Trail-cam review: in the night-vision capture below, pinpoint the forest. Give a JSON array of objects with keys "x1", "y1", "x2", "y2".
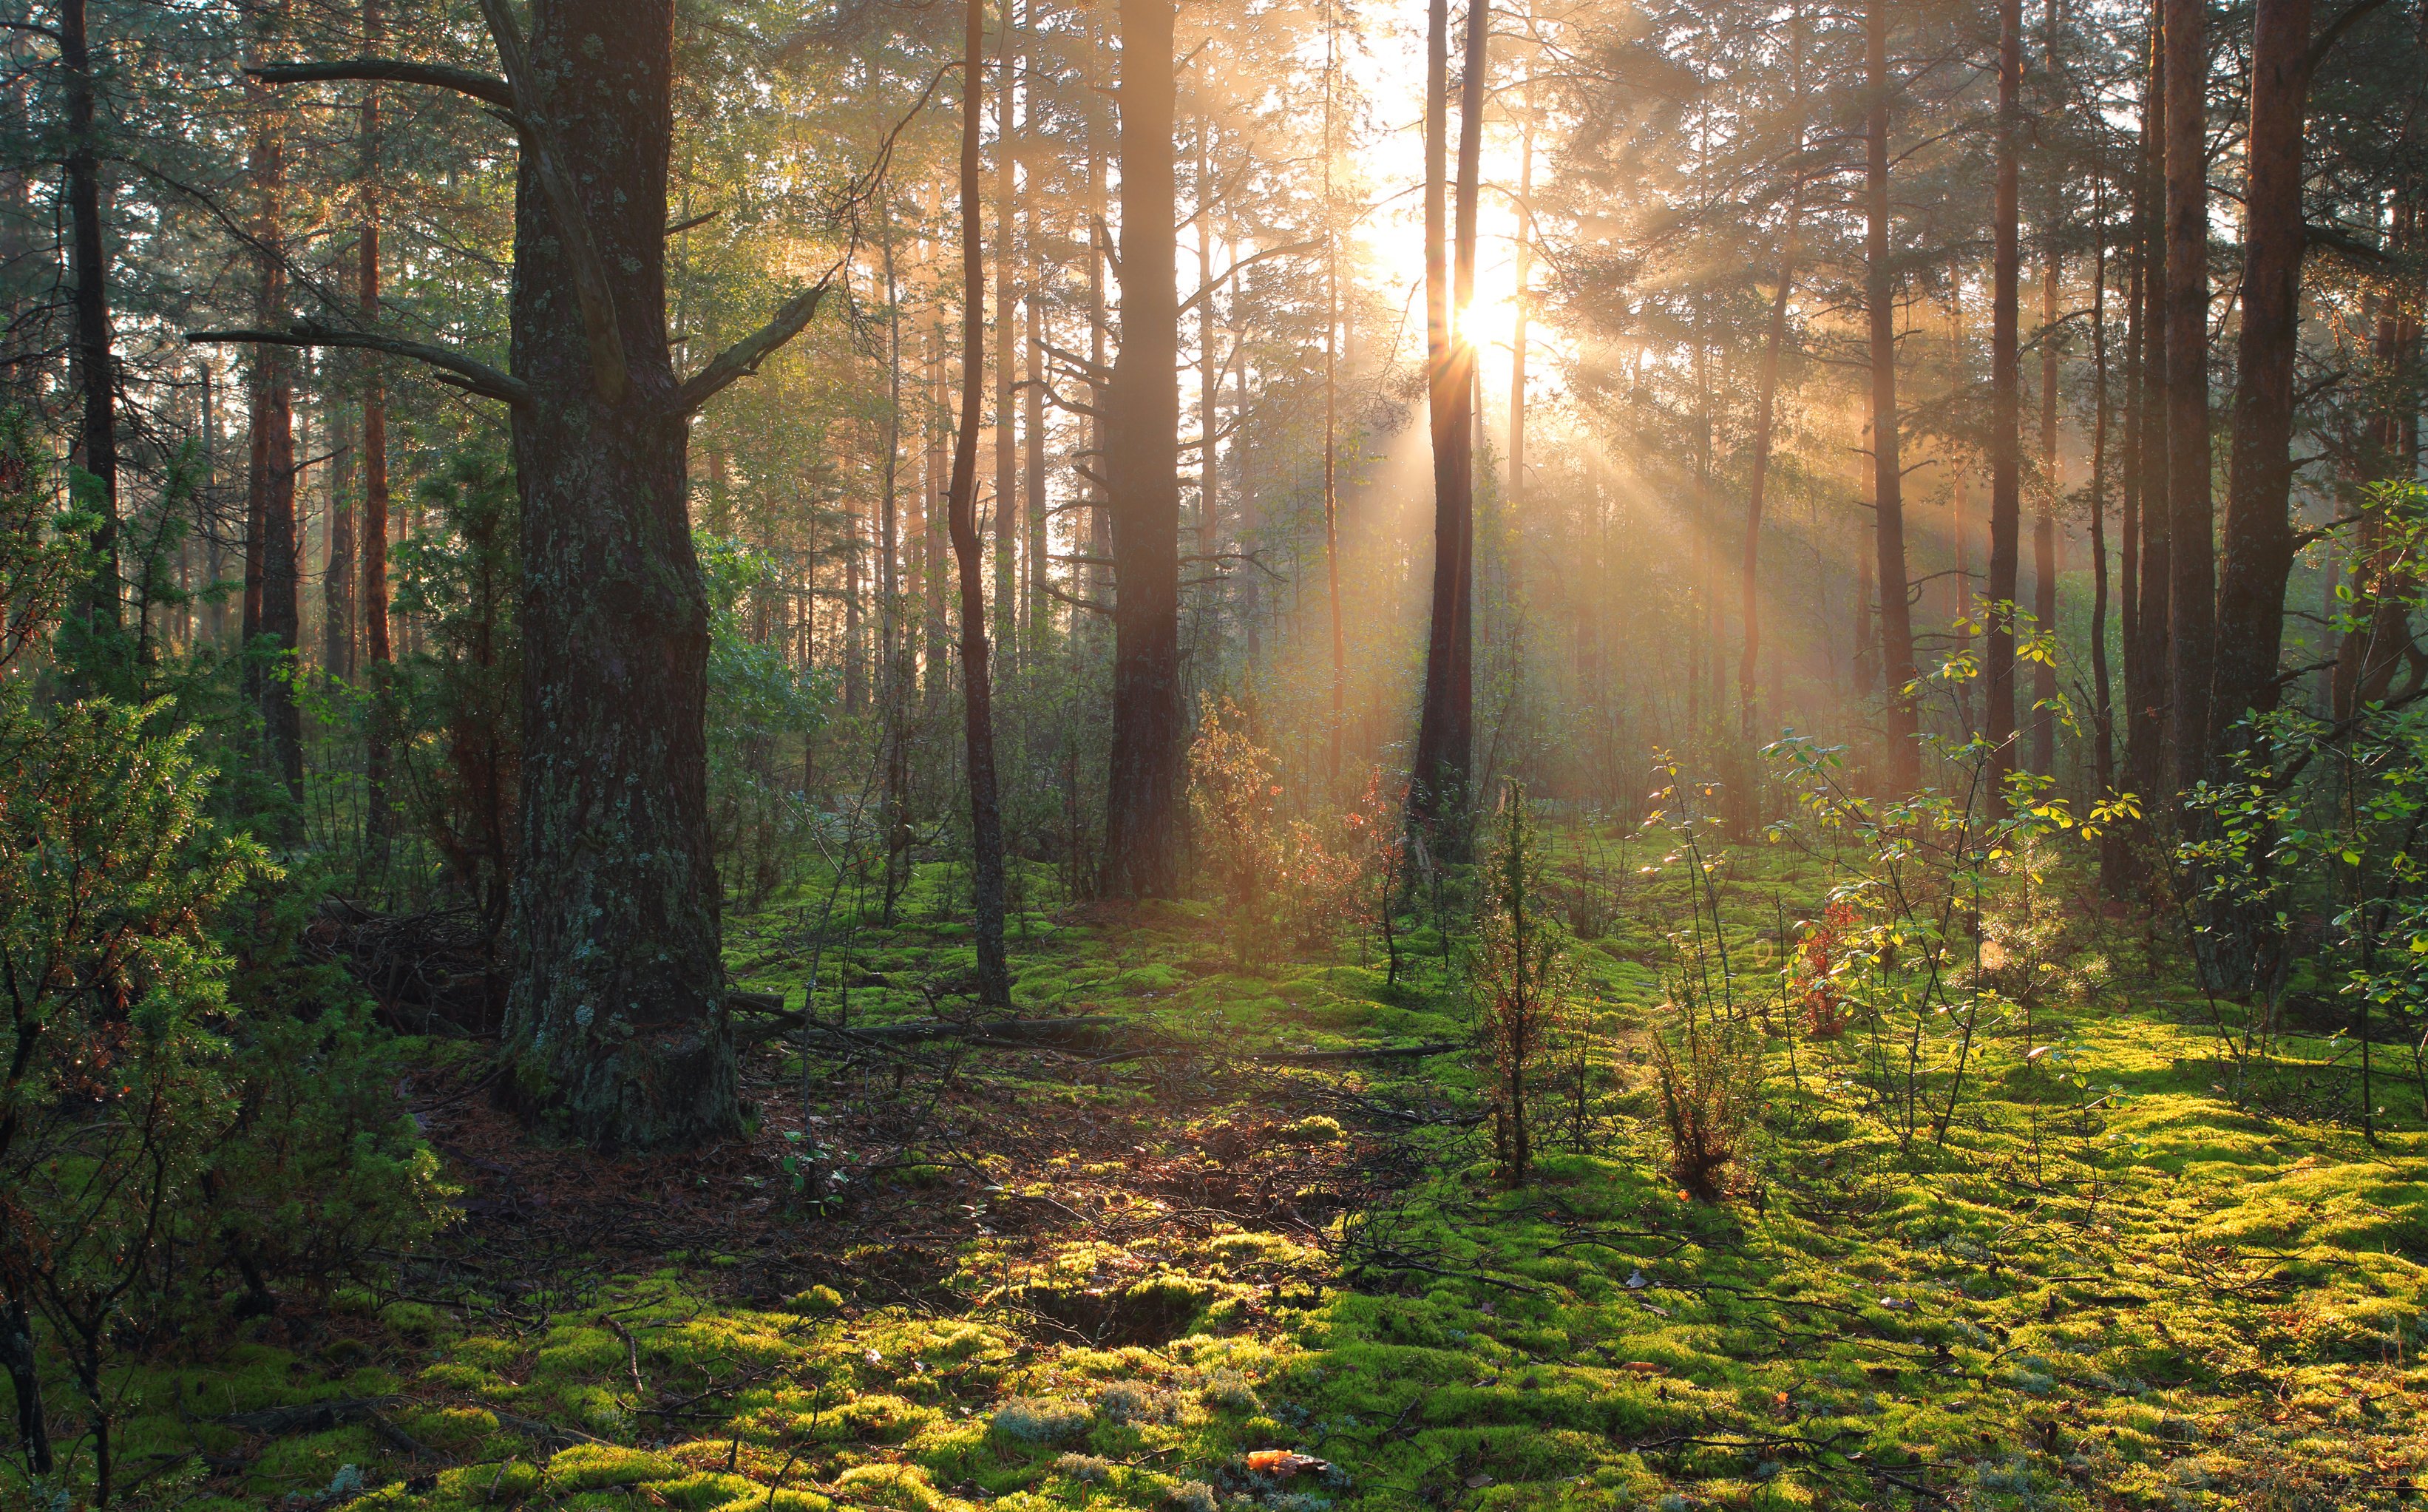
[{"x1": 1, "y1": 0, "x2": 2425, "y2": 1505}]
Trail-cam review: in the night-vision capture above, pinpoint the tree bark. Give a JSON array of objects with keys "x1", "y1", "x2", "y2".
[
  {"x1": 360, "y1": 0, "x2": 393, "y2": 861},
  {"x1": 994, "y1": 0, "x2": 1018, "y2": 675},
  {"x1": 1411, "y1": 0, "x2": 1483, "y2": 846},
  {"x1": 949, "y1": 0, "x2": 1012, "y2": 1003},
  {"x1": 1865, "y1": 0, "x2": 1920, "y2": 790},
  {"x1": 1196, "y1": 120, "x2": 1221, "y2": 649},
  {"x1": 2126, "y1": 13, "x2": 2171, "y2": 818},
  {"x1": 1102, "y1": 0, "x2": 1184, "y2": 897},
  {"x1": 2031, "y1": 0, "x2": 2067, "y2": 780},
  {"x1": 499, "y1": 0, "x2": 736, "y2": 1150},
  {"x1": 2163, "y1": 0, "x2": 2214, "y2": 791},
  {"x1": 244, "y1": 22, "x2": 303, "y2": 804},
  {"x1": 325, "y1": 378, "x2": 356, "y2": 682},
  {"x1": 1986, "y1": 0, "x2": 2024, "y2": 806},
  {"x1": 60, "y1": 0, "x2": 116, "y2": 625},
  {"x1": 2210, "y1": 0, "x2": 2316, "y2": 743},
  {"x1": 1739, "y1": 240, "x2": 1796, "y2": 749}
]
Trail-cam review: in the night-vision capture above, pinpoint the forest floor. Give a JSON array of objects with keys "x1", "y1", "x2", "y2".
[{"x1": 84, "y1": 842, "x2": 2428, "y2": 1512}]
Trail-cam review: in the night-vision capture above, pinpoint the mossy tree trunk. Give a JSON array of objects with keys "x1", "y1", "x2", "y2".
[{"x1": 500, "y1": 0, "x2": 736, "y2": 1149}]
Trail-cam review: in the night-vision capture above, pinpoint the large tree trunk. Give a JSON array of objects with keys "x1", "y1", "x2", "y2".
[
  {"x1": 1865, "y1": 0, "x2": 1920, "y2": 790},
  {"x1": 2210, "y1": 0, "x2": 2316, "y2": 742},
  {"x1": 949, "y1": 0, "x2": 1012, "y2": 1004},
  {"x1": 2163, "y1": 0, "x2": 2214, "y2": 792},
  {"x1": 1101, "y1": 0, "x2": 1184, "y2": 897},
  {"x1": 1985, "y1": 0, "x2": 2023, "y2": 806},
  {"x1": 499, "y1": 0, "x2": 735, "y2": 1150},
  {"x1": 61, "y1": 0, "x2": 116, "y2": 624},
  {"x1": 1411, "y1": 0, "x2": 1482, "y2": 847}
]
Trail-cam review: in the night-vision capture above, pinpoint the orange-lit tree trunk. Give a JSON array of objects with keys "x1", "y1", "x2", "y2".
[
  {"x1": 1985, "y1": 0, "x2": 2023, "y2": 806},
  {"x1": 950, "y1": 0, "x2": 1012, "y2": 1002},
  {"x1": 1411, "y1": 0, "x2": 1483, "y2": 849},
  {"x1": 2163, "y1": 0, "x2": 2213, "y2": 791},
  {"x1": 1864, "y1": 0, "x2": 1919, "y2": 789},
  {"x1": 1102, "y1": 0, "x2": 1184, "y2": 896}
]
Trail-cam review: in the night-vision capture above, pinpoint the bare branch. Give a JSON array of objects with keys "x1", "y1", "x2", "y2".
[
  {"x1": 247, "y1": 58, "x2": 514, "y2": 112},
  {"x1": 675, "y1": 280, "x2": 836, "y2": 414},
  {"x1": 1178, "y1": 240, "x2": 1320, "y2": 319},
  {"x1": 186, "y1": 324, "x2": 529, "y2": 407},
  {"x1": 675, "y1": 66, "x2": 947, "y2": 415}
]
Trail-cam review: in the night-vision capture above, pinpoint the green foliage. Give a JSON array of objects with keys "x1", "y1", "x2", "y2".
[
  {"x1": 0, "y1": 414, "x2": 448, "y2": 1506},
  {"x1": 699, "y1": 534, "x2": 832, "y2": 906},
  {"x1": 393, "y1": 447, "x2": 522, "y2": 919}
]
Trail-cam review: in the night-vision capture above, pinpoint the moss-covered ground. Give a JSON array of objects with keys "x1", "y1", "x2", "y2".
[{"x1": 38, "y1": 841, "x2": 2428, "y2": 1511}]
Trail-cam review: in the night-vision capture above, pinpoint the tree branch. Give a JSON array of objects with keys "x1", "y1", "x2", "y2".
[
  {"x1": 246, "y1": 58, "x2": 514, "y2": 112},
  {"x1": 675, "y1": 279, "x2": 837, "y2": 414},
  {"x1": 476, "y1": 0, "x2": 628, "y2": 406},
  {"x1": 186, "y1": 325, "x2": 529, "y2": 407},
  {"x1": 1177, "y1": 240, "x2": 1319, "y2": 319},
  {"x1": 2301, "y1": 0, "x2": 2393, "y2": 83}
]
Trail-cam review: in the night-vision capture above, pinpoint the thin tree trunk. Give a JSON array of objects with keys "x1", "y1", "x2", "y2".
[
  {"x1": 1025, "y1": 216, "x2": 1047, "y2": 654},
  {"x1": 2033, "y1": 18, "x2": 2062, "y2": 782},
  {"x1": 2126, "y1": 12, "x2": 2171, "y2": 818},
  {"x1": 360, "y1": 0, "x2": 393, "y2": 863},
  {"x1": 2091, "y1": 192, "x2": 2118, "y2": 818},
  {"x1": 61, "y1": 0, "x2": 116, "y2": 625},
  {"x1": 244, "y1": 21, "x2": 303, "y2": 804},
  {"x1": 1865, "y1": 0, "x2": 1920, "y2": 789},
  {"x1": 1197, "y1": 120, "x2": 1220, "y2": 648},
  {"x1": 1321, "y1": 3, "x2": 1345, "y2": 782},
  {"x1": 994, "y1": 0, "x2": 1017, "y2": 675},
  {"x1": 950, "y1": 0, "x2": 1011, "y2": 1002},
  {"x1": 325, "y1": 342, "x2": 356, "y2": 682},
  {"x1": 1740, "y1": 180, "x2": 1800, "y2": 748},
  {"x1": 1986, "y1": 0, "x2": 2023, "y2": 806},
  {"x1": 2163, "y1": 0, "x2": 2214, "y2": 791},
  {"x1": 1102, "y1": 0, "x2": 1184, "y2": 896},
  {"x1": 2211, "y1": 0, "x2": 2318, "y2": 742},
  {"x1": 1411, "y1": 0, "x2": 1483, "y2": 846},
  {"x1": 881, "y1": 207, "x2": 912, "y2": 917}
]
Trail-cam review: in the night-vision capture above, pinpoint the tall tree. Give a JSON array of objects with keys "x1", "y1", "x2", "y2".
[
  {"x1": 2124, "y1": 14, "x2": 2171, "y2": 818},
  {"x1": 59, "y1": 0, "x2": 115, "y2": 622},
  {"x1": 1985, "y1": 0, "x2": 2024, "y2": 804},
  {"x1": 215, "y1": 0, "x2": 862, "y2": 1145},
  {"x1": 1102, "y1": 0, "x2": 1185, "y2": 896},
  {"x1": 994, "y1": 0, "x2": 1018, "y2": 672},
  {"x1": 951, "y1": 0, "x2": 1014, "y2": 1004},
  {"x1": 2032, "y1": 0, "x2": 2065, "y2": 779},
  {"x1": 2162, "y1": 0, "x2": 2213, "y2": 790},
  {"x1": 242, "y1": 18, "x2": 302, "y2": 804},
  {"x1": 359, "y1": 0, "x2": 393, "y2": 861},
  {"x1": 1739, "y1": 13, "x2": 1804, "y2": 750},
  {"x1": 1411, "y1": 0, "x2": 1484, "y2": 847},
  {"x1": 1865, "y1": 0, "x2": 1920, "y2": 790},
  {"x1": 2212, "y1": 0, "x2": 2388, "y2": 739}
]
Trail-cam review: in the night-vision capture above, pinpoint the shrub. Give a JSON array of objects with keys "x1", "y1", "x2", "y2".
[
  {"x1": 1472, "y1": 782, "x2": 1572, "y2": 1184},
  {"x1": 1648, "y1": 999, "x2": 1760, "y2": 1201}
]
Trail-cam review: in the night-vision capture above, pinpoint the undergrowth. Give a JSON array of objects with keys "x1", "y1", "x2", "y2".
[{"x1": 11, "y1": 834, "x2": 2424, "y2": 1512}]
